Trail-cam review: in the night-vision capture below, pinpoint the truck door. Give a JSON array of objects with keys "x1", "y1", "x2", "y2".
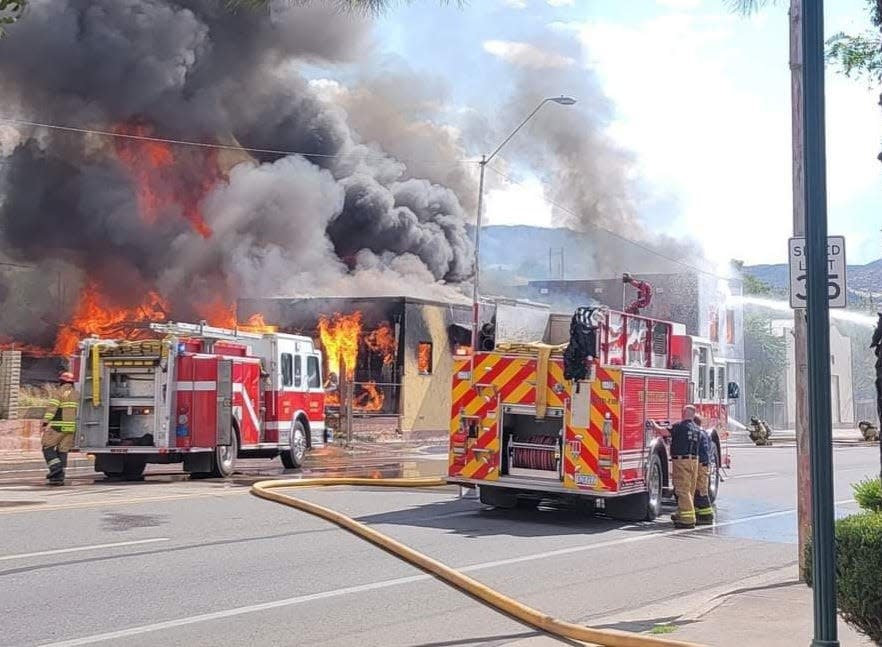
[{"x1": 305, "y1": 354, "x2": 324, "y2": 438}]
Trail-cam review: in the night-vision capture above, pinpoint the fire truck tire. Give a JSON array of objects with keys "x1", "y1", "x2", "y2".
[
  {"x1": 121, "y1": 457, "x2": 146, "y2": 481},
  {"x1": 281, "y1": 420, "x2": 307, "y2": 470},
  {"x1": 708, "y1": 441, "x2": 720, "y2": 504},
  {"x1": 478, "y1": 486, "x2": 518, "y2": 509},
  {"x1": 210, "y1": 427, "x2": 238, "y2": 478},
  {"x1": 606, "y1": 453, "x2": 663, "y2": 522}
]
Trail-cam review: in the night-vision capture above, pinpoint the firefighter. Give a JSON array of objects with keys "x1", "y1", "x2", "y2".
[
  {"x1": 41, "y1": 371, "x2": 79, "y2": 486},
  {"x1": 668, "y1": 404, "x2": 700, "y2": 528},
  {"x1": 692, "y1": 414, "x2": 715, "y2": 525}
]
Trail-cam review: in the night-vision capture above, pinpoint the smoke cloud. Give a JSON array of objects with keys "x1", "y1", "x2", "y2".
[{"x1": 0, "y1": 0, "x2": 475, "y2": 347}]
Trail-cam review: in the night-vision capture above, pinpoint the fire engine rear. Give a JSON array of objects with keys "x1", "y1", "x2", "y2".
[
  {"x1": 448, "y1": 306, "x2": 733, "y2": 521},
  {"x1": 74, "y1": 322, "x2": 326, "y2": 479}
]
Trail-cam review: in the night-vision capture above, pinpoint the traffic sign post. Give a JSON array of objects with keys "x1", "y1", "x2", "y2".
[
  {"x1": 802, "y1": 1, "x2": 839, "y2": 645},
  {"x1": 788, "y1": 236, "x2": 846, "y2": 309}
]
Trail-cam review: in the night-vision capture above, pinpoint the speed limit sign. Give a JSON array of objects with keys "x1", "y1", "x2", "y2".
[{"x1": 788, "y1": 236, "x2": 846, "y2": 309}]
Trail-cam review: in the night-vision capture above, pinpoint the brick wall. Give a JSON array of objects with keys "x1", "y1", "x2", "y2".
[{"x1": 0, "y1": 419, "x2": 43, "y2": 453}]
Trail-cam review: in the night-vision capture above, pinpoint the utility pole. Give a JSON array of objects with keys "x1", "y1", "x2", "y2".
[
  {"x1": 803, "y1": 0, "x2": 838, "y2": 645},
  {"x1": 789, "y1": 0, "x2": 812, "y2": 584}
]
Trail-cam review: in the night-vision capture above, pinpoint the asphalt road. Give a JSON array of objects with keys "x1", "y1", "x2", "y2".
[{"x1": 0, "y1": 444, "x2": 877, "y2": 647}]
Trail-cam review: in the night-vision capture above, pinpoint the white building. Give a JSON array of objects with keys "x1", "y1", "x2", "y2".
[{"x1": 773, "y1": 320, "x2": 854, "y2": 427}]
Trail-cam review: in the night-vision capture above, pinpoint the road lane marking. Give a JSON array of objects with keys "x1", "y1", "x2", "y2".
[
  {"x1": 727, "y1": 472, "x2": 779, "y2": 480},
  {"x1": 0, "y1": 538, "x2": 170, "y2": 562},
  {"x1": 37, "y1": 497, "x2": 858, "y2": 646},
  {"x1": 39, "y1": 574, "x2": 432, "y2": 647}
]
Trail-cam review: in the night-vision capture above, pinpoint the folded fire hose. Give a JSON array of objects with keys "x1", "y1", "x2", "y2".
[{"x1": 251, "y1": 477, "x2": 704, "y2": 647}]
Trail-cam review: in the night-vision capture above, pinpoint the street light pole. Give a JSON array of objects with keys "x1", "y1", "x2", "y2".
[
  {"x1": 802, "y1": 1, "x2": 838, "y2": 645},
  {"x1": 470, "y1": 96, "x2": 576, "y2": 365}
]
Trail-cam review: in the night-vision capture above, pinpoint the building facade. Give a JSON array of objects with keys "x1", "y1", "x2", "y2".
[{"x1": 774, "y1": 320, "x2": 855, "y2": 427}]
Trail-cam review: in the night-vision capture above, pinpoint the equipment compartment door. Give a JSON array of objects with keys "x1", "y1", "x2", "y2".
[{"x1": 217, "y1": 359, "x2": 233, "y2": 446}]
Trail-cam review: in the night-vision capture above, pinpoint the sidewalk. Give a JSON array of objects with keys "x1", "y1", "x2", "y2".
[{"x1": 671, "y1": 577, "x2": 874, "y2": 646}]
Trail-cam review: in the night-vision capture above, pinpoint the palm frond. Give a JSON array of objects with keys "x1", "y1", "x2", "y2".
[{"x1": 724, "y1": 0, "x2": 778, "y2": 16}]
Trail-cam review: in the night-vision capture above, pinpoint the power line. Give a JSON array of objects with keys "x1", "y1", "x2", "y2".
[
  {"x1": 0, "y1": 116, "x2": 480, "y2": 166},
  {"x1": 484, "y1": 164, "x2": 736, "y2": 283}
]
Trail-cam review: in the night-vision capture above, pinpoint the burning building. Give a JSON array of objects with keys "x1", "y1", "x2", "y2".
[{"x1": 238, "y1": 296, "x2": 470, "y2": 440}]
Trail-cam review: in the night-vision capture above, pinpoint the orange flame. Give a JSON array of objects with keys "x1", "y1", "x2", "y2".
[
  {"x1": 53, "y1": 282, "x2": 169, "y2": 356},
  {"x1": 113, "y1": 122, "x2": 216, "y2": 238},
  {"x1": 242, "y1": 313, "x2": 277, "y2": 334},
  {"x1": 365, "y1": 322, "x2": 396, "y2": 367},
  {"x1": 355, "y1": 381, "x2": 384, "y2": 412},
  {"x1": 318, "y1": 312, "x2": 363, "y2": 380},
  {"x1": 417, "y1": 342, "x2": 432, "y2": 374}
]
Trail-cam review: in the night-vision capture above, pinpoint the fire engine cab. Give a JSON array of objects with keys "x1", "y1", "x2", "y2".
[
  {"x1": 74, "y1": 322, "x2": 326, "y2": 480},
  {"x1": 448, "y1": 305, "x2": 733, "y2": 521}
]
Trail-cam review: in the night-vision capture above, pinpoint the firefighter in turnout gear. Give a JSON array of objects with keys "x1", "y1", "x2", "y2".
[
  {"x1": 693, "y1": 415, "x2": 715, "y2": 525},
  {"x1": 668, "y1": 405, "x2": 700, "y2": 528},
  {"x1": 41, "y1": 371, "x2": 79, "y2": 486}
]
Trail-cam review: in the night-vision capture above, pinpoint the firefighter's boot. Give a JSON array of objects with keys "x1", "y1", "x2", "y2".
[
  {"x1": 671, "y1": 512, "x2": 695, "y2": 529},
  {"x1": 44, "y1": 447, "x2": 65, "y2": 486}
]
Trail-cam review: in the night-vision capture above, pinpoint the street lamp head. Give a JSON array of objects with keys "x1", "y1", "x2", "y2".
[{"x1": 549, "y1": 95, "x2": 577, "y2": 106}]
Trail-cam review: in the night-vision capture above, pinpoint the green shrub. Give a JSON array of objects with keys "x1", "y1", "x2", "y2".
[
  {"x1": 854, "y1": 478, "x2": 882, "y2": 513},
  {"x1": 837, "y1": 513, "x2": 882, "y2": 644},
  {"x1": 803, "y1": 512, "x2": 882, "y2": 645}
]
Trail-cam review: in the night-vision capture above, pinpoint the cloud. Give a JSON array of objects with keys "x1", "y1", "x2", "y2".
[
  {"x1": 656, "y1": 0, "x2": 702, "y2": 9},
  {"x1": 547, "y1": 0, "x2": 575, "y2": 6},
  {"x1": 502, "y1": 0, "x2": 528, "y2": 8},
  {"x1": 483, "y1": 40, "x2": 575, "y2": 69}
]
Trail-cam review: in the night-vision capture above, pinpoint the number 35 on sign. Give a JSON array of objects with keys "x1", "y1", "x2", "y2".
[{"x1": 788, "y1": 236, "x2": 846, "y2": 309}]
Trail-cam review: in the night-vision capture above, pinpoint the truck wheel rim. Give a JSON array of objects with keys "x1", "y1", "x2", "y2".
[
  {"x1": 709, "y1": 449, "x2": 719, "y2": 499},
  {"x1": 218, "y1": 443, "x2": 234, "y2": 471},
  {"x1": 649, "y1": 460, "x2": 661, "y2": 511},
  {"x1": 293, "y1": 427, "x2": 306, "y2": 460}
]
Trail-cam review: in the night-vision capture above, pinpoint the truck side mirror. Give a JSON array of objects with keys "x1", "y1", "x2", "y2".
[{"x1": 727, "y1": 382, "x2": 740, "y2": 400}]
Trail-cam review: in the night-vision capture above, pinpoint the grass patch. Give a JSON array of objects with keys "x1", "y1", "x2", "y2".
[{"x1": 649, "y1": 624, "x2": 677, "y2": 635}]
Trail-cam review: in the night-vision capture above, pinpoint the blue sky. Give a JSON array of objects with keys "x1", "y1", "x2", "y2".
[{"x1": 365, "y1": 0, "x2": 881, "y2": 266}]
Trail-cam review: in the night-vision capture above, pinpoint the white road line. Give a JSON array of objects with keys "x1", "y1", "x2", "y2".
[
  {"x1": 727, "y1": 472, "x2": 779, "y2": 480},
  {"x1": 0, "y1": 538, "x2": 170, "y2": 562},
  {"x1": 39, "y1": 574, "x2": 430, "y2": 647},
  {"x1": 37, "y1": 498, "x2": 858, "y2": 646}
]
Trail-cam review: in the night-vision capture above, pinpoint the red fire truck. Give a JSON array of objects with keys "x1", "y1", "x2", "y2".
[
  {"x1": 74, "y1": 322, "x2": 326, "y2": 479},
  {"x1": 448, "y1": 306, "x2": 733, "y2": 521}
]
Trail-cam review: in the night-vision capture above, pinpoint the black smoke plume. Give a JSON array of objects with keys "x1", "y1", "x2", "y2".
[{"x1": 0, "y1": 0, "x2": 475, "y2": 347}]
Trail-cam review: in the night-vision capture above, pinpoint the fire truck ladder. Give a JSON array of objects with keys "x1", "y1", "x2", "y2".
[{"x1": 149, "y1": 321, "x2": 265, "y2": 342}]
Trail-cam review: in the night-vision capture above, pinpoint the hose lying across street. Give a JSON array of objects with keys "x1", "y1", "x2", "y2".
[{"x1": 250, "y1": 477, "x2": 705, "y2": 647}]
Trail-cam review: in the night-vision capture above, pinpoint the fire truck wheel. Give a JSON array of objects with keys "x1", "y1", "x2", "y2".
[
  {"x1": 281, "y1": 420, "x2": 307, "y2": 470},
  {"x1": 121, "y1": 457, "x2": 146, "y2": 481},
  {"x1": 708, "y1": 441, "x2": 720, "y2": 504},
  {"x1": 606, "y1": 453, "x2": 663, "y2": 522},
  {"x1": 478, "y1": 486, "x2": 518, "y2": 509},
  {"x1": 210, "y1": 428, "x2": 238, "y2": 478}
]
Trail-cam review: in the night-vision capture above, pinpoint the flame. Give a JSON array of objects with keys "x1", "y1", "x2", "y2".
[
  {"x1": 355, "y1": 381, "x2": 384, "y2": 412},
  {"x1": 242, "y1": 313, "x2": 277, "y2": 333},
  {"x1": 113, "y1": 122, "x2": 216, "y2": 238},
  {"x1": 418, "y1": 342, "x2": 432, "y2": 374},
  {"x1": 318, "y1": 312, "x2": 363, "y2": 379},
  {"x1": 365, "y1": 322, "x2": 396, "y2": 366},
  {"x1": 191, "y1": 300, "x2": 277, "y2": 333},
  {"x1": 53, "y1": 282, "x2": 169, "y2": 356}
]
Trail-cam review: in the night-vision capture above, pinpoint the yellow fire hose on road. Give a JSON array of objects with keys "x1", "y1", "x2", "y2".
[{"x1": 251, "y1": 477, "x2": 704, "y2": 647}]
